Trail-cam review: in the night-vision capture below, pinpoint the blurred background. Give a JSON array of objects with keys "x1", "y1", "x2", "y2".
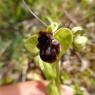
[{"x1": 0, "y1": 0, "x2": 95, "y2": 95}]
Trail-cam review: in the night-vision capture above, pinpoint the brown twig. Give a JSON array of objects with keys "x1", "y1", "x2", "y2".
[
  {"x1": 64, "y1": 9, "x2": 78, "y2": 26},
  {"x1": 62, "y1": 0, "x2": 79, "y2": 26}
]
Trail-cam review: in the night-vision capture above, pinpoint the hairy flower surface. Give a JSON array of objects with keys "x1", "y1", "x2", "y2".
[
  {"x1": 24, "y1": 28, "x2": 73, "y2": 64},
  {"x1": 37, "y1": 31, "x2": 60, "y2": 62}
]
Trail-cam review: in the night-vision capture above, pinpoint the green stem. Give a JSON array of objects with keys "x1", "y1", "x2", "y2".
[
  {"x1": 55, "y1": 60, "x2": 61, "y2": 95},
  {"x1": 47, "y1": 60, "x2": 61, "y2": 95}
]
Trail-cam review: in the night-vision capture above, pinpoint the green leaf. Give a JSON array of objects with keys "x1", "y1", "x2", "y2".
[
  {"x1": 24, "y1": 35, "x2": 39, "y2": 55},
  {"x1": 54, "y1": 28, "x2": 73, "y2": 56},
  {"x1": 48, "y1": 81, "x2": 60, "y2": 95},
  {"x1": 34, "y1": 55, "x2": 56, "y2": 80}
]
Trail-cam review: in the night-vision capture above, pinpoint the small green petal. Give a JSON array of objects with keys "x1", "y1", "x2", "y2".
[
  {"x1": 24, "y1": 35, "x2": 39, "y2": 55},
  {"x1": 47, "y1": 22, "x2": 59, "y2": 33},
  {"x1": 54, "y1": 28, "x2": 73, "y2": 56}
]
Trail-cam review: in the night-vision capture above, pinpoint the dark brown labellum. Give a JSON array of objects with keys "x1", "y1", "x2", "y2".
[{"x1": 37, "y1": 31, "x2": 60, "y2": 63}]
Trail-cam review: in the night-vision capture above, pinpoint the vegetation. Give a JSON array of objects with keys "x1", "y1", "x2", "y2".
[{"x1": 0, "y1": 0, "x2": 95, "y2": 95}]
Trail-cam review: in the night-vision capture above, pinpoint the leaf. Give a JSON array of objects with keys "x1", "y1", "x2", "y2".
[
  {"x1": 54, "y1": 28, "x2": 73, "y2": 56},
  {"x1": 24, "y1": 35, "x2": 39, "y2": 55},
  {"x1": 48, "y1": 81, "x2": 60, "y2": 95},
  {"x1": 34, "y1": 55, "x2": 56, "y2": 80}
]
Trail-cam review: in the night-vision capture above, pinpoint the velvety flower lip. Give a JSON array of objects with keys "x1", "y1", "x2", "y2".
[
  {"x1": 24, "y1": 28, "x2": 73, "y2": 63},
  {"x1": 37, "y1": 31, "x2": 60, "y2": 63},
  {"x1": 37, "y1": 31, "x2": 53, "y2": 49}
]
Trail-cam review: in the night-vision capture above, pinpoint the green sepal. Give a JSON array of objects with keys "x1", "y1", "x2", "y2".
[
  {"x1": 24, "y1": 35, "x2": 39, "y2": 56},
  {"x1": 54, "y1": 28, "x2": 73, "y2": 57}
]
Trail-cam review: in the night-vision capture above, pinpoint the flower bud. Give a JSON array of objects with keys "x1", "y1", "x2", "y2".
[
  {"x1": 73, "y1": 35, "x2": 88, "y2": 51},
  {"x1": 72, "y1": 26, "x2": 84, "y2": 35}
]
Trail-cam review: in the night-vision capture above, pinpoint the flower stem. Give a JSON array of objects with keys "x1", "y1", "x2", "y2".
[
  {"x1": 55, "y1": 60, "x2": 61, "y2": 95},
  {"x1": 47, "y1": 60, "x2": 61, "y2": 95}
]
